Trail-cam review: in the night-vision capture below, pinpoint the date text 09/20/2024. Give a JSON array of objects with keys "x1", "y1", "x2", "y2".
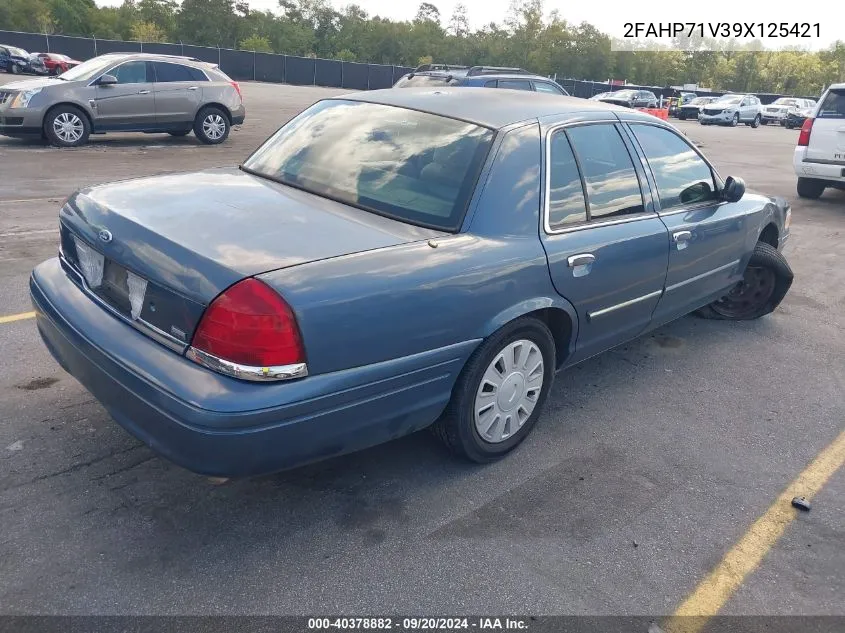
[
  {"x1": 623, "y1": 22, "x2": 821, "y2": 39},
  {"x1": 307, "y1": 618, "x2": 530, "y2": 630}
]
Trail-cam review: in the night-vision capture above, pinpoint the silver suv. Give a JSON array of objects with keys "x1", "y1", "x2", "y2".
[{"x1": 0, "y1": 53, "x2": 245, "y2": 146}]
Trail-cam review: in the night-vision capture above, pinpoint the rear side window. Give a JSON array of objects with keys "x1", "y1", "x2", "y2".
[
  {"x1": 534, "y1": 81, "x2": 566, "y2": 95},
  {"x1": 817, "y1": 89, "x2": 845, "y2": 119},
  {"x1": 153, "y1": 62, "x2": 206, "y2": 82},
  {"x1": 547, "y1": 131, "x2": 588, "y2": 229},
  {"x1": 497, "y1": 80, "x2": 532, "y2": 91},
  {"x1": 565, "y1": 124, "x2": 645, "y2": 220},
  {"x1": 630, "y1": 124, "x2": 717, "y2": 210}
]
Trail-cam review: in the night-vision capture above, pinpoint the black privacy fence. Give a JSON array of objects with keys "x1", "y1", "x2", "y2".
[
  {"x1": 0, "y1": 30, "x2": 413, "y2": 91},
  {"x1": 1, "y1": 30, "x2": 810, "y2": 103}
]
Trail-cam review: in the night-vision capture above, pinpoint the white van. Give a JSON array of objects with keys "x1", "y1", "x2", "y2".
[{"x1": 793, "y1": 83, "x2": 845, "y2": 199}]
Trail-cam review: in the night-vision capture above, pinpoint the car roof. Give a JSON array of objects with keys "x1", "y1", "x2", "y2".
[
  {"x1": 94, "y1": 52, "x2": 213, "y2": 66},
  {"x1": 339, "y1": 87, "x2": 628, "y2": 130}
]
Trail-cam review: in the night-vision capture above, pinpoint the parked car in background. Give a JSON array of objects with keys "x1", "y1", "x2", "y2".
[
  {"x1": 668, "y1": 92, "x2": 697, "y2": 117},
  {"x1": 0, "y1": 52, "x2": 245, "y2": 147},
  {"x1": 25, "y1": 54, "x2": 48, "y2": 76},
  {"x1": 0, "y1": 45, "x2": 31, "y2": 74},
  {"x1": 784, "y1": 105, "x2": 813, "y2": 129},
  {"x1": 678, "y1": 96, "x2": 718, "y2": 120},
  {"x1": 37, "y1": 53, "x2": 82, "y2": 76},
  {"x1": 761, "y1": 97, "x2": 817, "y2": 125},
  {"x1": 30, "y1": 89, "x2": 793, "y2": 477},
  {"x1": 699, "y1": 94, "x2": 762, "y2": 127},
  {"x1": 599, "y1": 89, "x2": 658, "y2": 108},
  {"x1": 793, "y1": 83, "x2": 845, "y2": 199},
  {"x1": 394, "y1": 65, "x2": 570, "y2": 95}
]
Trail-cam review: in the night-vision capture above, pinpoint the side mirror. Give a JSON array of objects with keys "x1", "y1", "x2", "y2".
[
  {"x1": 97, "y1": 74, "x2": 117, "y2": 86},
  {"x1": 722, "y1": 176, "x2": 746, "y2": 203}
]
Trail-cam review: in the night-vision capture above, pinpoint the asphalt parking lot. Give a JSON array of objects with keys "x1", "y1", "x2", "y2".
[{"x1": 1, "y1": 78, "x2": 843, "y2": 618}]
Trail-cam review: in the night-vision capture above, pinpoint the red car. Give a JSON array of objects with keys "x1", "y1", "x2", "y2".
[{"x1": 36, "y1": 53, "x2": 81, "y2": 75}]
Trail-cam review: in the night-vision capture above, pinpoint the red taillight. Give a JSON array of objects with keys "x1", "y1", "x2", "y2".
[
  {"x1": 191, "y1": 278, "x2": 304, "y2": 368},
  {"x1": 231, "y1": 81, "x2": 242, "y2": 102},
  {"x1": 798, "y1": 118, "x2": 814, "y2": 146}
]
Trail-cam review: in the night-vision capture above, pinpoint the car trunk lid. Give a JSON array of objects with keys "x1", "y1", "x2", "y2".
[{"x1": 60, "y1": 167, "x2": 443, "y2": 346}]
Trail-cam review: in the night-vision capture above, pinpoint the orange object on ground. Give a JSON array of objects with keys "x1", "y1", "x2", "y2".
[{"x1": 636, "y1": 107, "x2": 669, "y2": 120}]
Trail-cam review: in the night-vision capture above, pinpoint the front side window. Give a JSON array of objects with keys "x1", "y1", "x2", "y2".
[
  {"x1": 631, "y1": 124, "x2": 717, "y2": 210},
  {"x1": 497, "y1": 80, "x2": 532, "y2": 91},
  {"x1": 565, "y1": 124, "x2": 645, "y2": 220},
  {"x1": 242, "y1": 100, "x2": 495, "y2": 231},
  {"x1": 547, "y1": 131, "x2": 588, "y2": 229},
  {"x1": 112, "y1": 61, "x2": 149, "y2": 84}
]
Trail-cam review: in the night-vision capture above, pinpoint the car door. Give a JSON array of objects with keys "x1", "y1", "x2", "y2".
[
  {"x1": 806, "y1": 87, "x2": 845, "y2": 164},
  {"x1": 151, "y1": 61, "x2": 205, "y2": 126},
  {"x1": 740, "y1": 96, "x2": 756, "y2": 122},
  {"x1": 540, "y1": 121, "x2": 669, "y2": 363},
  {"x1": 625, "y1": 122, "x2": 748, "y2": 326},
  {"x1": 93, "y1": 60, "x2": 155, "y2": 129}
]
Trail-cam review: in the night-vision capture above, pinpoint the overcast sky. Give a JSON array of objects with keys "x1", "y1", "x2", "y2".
[{"x1": 94, "y1": 0, "x2": 841, "y2": 49}]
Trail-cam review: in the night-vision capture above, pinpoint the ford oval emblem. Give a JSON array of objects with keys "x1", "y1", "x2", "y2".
[{"x1": 98, "y1": 229, "x2": 113, "y2": 243}]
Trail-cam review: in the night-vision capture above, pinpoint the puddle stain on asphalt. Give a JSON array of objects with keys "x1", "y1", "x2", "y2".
[{"x1": 16, "y1": 377, "x2": 59, "y2": 391}]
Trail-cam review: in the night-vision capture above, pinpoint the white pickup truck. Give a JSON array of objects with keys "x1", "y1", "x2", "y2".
[{"x1": 794, "y1": 83, "x2": 845, "y2": 199}]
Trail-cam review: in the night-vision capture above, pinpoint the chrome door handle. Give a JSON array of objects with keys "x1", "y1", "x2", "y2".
[
  {"x1": 138, "y1": 90, "x2": 150, "y2": 94},
  {"x1": 187, "y1": 86, "x2": 199, "y2": 91},
  {"x1": 567, "y1": 253, "x2": 595, "y2": 267},
  {"x1": 673, "y1": 230, "x2": 692, "y2": 242}
]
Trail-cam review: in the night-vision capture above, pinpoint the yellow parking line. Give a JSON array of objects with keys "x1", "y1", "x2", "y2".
[
  {"x1": 0, "y1": 311, "x2": 36, "y2": 324},
  {"x1": 663, "y1": 427, "x2": 845, "y2": 633}
]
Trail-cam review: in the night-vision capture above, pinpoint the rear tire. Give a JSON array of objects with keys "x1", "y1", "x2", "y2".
[
  {"x1": 679, "y1": 113, "x2": 686, "y2": 120},
  {"x1": 193, "y1": 106, "x2": 230, "y2": 144},
  {"x1": 750, "y1": 114, "x2": 761, "y2": 128},
  {"x1": 168, "y1": 130, "x2": 191, "y2": 137},
  {"x1": 432, "y1": 317, "x2": 556, "y2": 463},
  {"x1": 43, "y1": 105, "x2": 90, "y2": 148},
  {"x1": 797, "y1": 177, "x2": 825, "y2": 199},
  {"x1": 696, "y1": 242, "x2": 793, "y2": 321}
]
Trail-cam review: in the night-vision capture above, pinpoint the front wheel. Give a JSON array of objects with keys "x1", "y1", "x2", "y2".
[
  {"x1": 730, "y1": 113, "x2": 739, "y2": 127},
  {"x1": 432, "y1": 317, "x2": 556, "y2": 463},
  {"x1": 43, "y1": 106, "x2": 90, "y2": 147},
  {"x1": 797, "y1": 177, "x2": 826, "y2": 199},
  {"x1": 168, "y1": 130, "x2": 191, "y2": 137},
  {"x1": 697, "y1": 242, "x2": 793, "y2": 321},
  {"x1": 193, "y1": 106, "x2": 230, "y2": 144},
  {"x1": 10, "y1": 63, "x2": 20, "y2": 75},
  {"x1": 678, "y1": 113, "x2": 686, "y2": 121},
  {"x1": 750, "y1": 114, "x2": 761, "y2": 128}
]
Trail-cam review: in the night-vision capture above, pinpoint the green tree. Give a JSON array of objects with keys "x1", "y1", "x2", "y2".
[
  {"x1": 131, "y1": 20, "x2": 166, "y2": 42},
  {"x1": 239, "y1": 34, "x2": 272, "y2": 51}
]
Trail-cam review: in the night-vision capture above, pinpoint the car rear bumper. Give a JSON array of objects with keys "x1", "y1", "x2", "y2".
[
  {"x1": 31, "y1": 257, "x2": 475, "y2": 477},
  {"x1": 793, "y1": 148, "x2": 845, "y2": 184}
]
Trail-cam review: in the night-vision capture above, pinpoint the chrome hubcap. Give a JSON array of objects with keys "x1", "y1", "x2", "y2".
[
  {"x1": 474, "y1": 339, "x2": 544, "y2": 444},
  {"x1": 53, "y1": 112, "x2": 83, "y2": 143},
  {"x1": 203, "y1": 114, "x2": 226, "y2": 140}
]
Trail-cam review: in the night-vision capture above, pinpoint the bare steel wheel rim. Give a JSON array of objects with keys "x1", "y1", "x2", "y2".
[
  {"x1": 203, "y1": 114, "x2": 226, "y2": 140},
  {"x1": 474, "y1": 339, "x2": 544, "y2": 444},
  {"x1": 53, "y1": 112, "x2": 84, "y2": 144},
  {"x1": 711, "y1": 265, "x2": 776, "y2": 318}
]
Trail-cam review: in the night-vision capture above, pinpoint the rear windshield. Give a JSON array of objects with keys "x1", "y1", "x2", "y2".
[
  {"x1": 242, "y1": 100, "x2": 495, "y2": 231},
  {"x1": 689, "y1": 98, "x2": 710, "y2": 105},
  {"x1": 817, "y1": 89, "x2": 845, "y2": 119},
  {"x1": 773, "y1": 98, "x2": 799, "y2": 106},
  {"x1": 394, "y1": 74, "x2": 460, "y2": 88}
]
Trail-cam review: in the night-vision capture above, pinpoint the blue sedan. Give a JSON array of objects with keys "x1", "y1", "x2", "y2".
[{"x1": 30, "y1": 89, "x2": 794, "y2": 476}]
